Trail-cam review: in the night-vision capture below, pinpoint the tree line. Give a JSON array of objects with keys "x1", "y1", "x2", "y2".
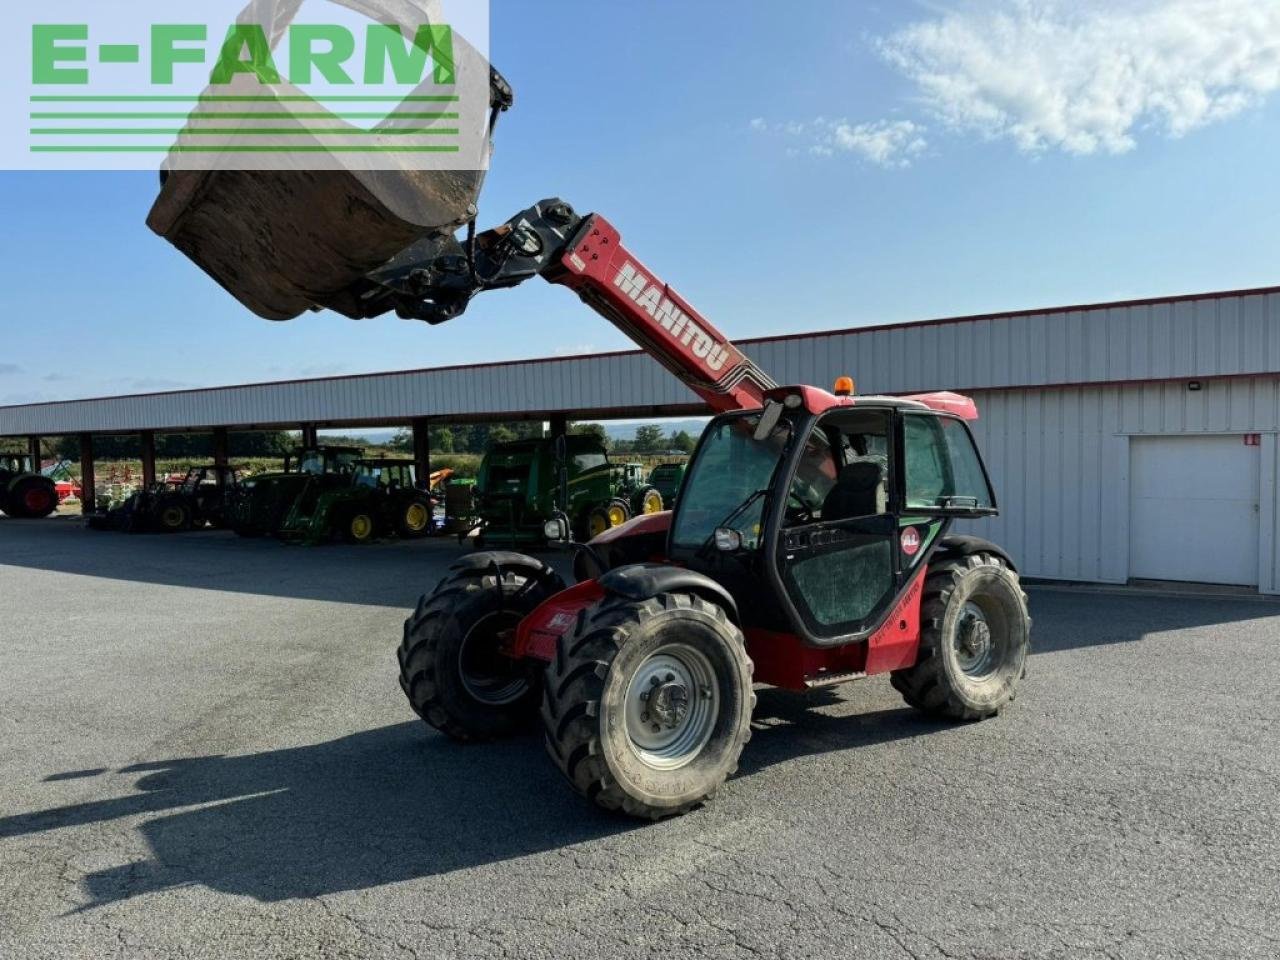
[
  {"x1": 2, "y1": 422, "x2": 699, "y2": 461},
  {"x1": 388, "y1": 422, "x2": 696, "y2": 455}
]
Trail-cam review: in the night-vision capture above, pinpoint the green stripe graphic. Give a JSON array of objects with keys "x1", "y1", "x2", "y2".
[
  {"x1": 31, "y1": 128, "x2": 460, "y2": 136},
  {"x1": 31, "y1": 145, "x2": 462, "y2": 153},
  {"x1": 30, "y1": 95, "x2": 460, "y2": 103},
  {"x1": 31, "y1": 112, "x2": 459, "y2": 120}
]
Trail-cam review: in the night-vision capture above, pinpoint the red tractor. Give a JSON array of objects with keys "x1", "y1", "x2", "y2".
[
  {"x1": 0, "y1": 454, "x2": 59, "y2": 519},
  {"x1": 148, "y1": 69, "x2": 1029, "y2": 820},
  {"x1": 383, "y1": 201, "x2": 1031, "y2": 818}
]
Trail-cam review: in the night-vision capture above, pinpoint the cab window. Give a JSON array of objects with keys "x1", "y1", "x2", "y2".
[
  {"x1": 784, "y1": 410, "x2": 891, "y2": 526},
  {"x1": 783, "y1": 431, "x2": 838, "y2": 525},
  {"x1": 903, "y1": 415, "x2": 994, "y2": 511},
  {"x1": 670, "y1": 411, "x2": 791, "y2": 552}
]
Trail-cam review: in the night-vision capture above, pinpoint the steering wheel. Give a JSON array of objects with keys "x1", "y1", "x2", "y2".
[{"x1": 786, "y1": 491, "x2": 816, "y2": 525}]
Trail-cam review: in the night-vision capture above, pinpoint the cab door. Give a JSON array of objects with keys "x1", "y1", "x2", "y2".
[{"x1": 772, "y1": 409, "x2": 901, "y2": 644}]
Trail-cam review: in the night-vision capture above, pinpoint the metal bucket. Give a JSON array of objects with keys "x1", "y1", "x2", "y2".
[
  {"x1": 147, "y1": 166, "x2": 486, "y2": 320},
  {"x1": 144, "y1": 0, "x2": 501, "y2": 321}
]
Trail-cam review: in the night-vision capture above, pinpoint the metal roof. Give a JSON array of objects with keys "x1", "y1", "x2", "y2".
[{"x1": 3, "y1": 284, "x2": 1278, "y2": 436}]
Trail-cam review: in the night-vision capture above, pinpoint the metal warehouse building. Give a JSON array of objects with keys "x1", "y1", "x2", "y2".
[{"x1": 3, "y1": 285, "x2": 1278, "y2": 592}]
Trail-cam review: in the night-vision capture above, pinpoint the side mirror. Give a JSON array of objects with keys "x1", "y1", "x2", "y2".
[
  {"x1": 713, "y1": 527, "x2": 742, "y2": 552},
  {"x1": 753, "y1": 400, "x2": 783, "y2": 441},
  {"x1": 543, "y1": 512, "x2": 571, "y2": 543}
]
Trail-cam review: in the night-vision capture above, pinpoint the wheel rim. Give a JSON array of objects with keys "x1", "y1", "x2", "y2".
[
  {"x1": 458, "y1": 611, "x2": 527, "y2": 705},
  {"x1": 351, "y1": 515, "x2": 373, "y2": 540},
  {"x1": 953, "y1": 600, "x2": 1007, "y2": 678},
  {"x1": 624, "y1": 644, "x2": 719, "y2": 770},
  {"x1": 606, "y1": 503, "x2": 628, "y2": 527},
  {"x1": 25, "y1": 489, "x2": 52, "y2": 513},
  {"x1": 642, "y1": 491, "x2": 663, "y2": 514},
  {"x1": 162, "y1": 507, "x2": 184, "y2": 528},
  {"x1": 404, "y1": 503, "x2": 429, "y2": 532},
  {"x1": 588, "y1": 512, "x2": 608, "y2": 538}
]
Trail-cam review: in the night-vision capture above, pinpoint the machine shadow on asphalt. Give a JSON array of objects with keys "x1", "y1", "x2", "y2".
[{"x1": 0, "y1": 700, "x2": 945, "y2": 910}]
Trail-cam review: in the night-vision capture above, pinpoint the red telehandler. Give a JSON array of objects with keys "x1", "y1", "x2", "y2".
[{"x1": 149, "y1": 74, "x2": 1029, "y2": 820}]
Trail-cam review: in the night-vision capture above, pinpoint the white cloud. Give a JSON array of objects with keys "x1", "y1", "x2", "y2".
[
  {"x1": 880, "y1": 0, "x2": 1280, "y2": 155},
  {"x1": 751, "y1": 117, "x2": 928, "y2": 167},
  {"x1": 827, "y1": 119, "x2": 928, "y2": 165}
]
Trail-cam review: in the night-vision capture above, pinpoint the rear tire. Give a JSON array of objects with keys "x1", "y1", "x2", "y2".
[
  {"x1": 6, "y1": 479, "x2": 57, "y2": 519},
  {"x1": 890, "y1": 553, "x2": 1030, "y2": 721},
  {"x1": 542, "y1": 592, "x2": 754, "y2": 819},
  {"x1": 399, "y1": 555, "x2": 566, "y2": 742}
]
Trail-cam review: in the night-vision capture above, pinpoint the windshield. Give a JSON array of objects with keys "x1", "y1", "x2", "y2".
[
  {"x1": 670, "y1": 412, "x2": 792, "y2": 552},
  {"x1": 572, "y1": 452, "x2": 607, "y2": 474}
]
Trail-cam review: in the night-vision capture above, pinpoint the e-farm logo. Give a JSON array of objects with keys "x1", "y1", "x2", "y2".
[{"x1": 6, "y1": 0, "x2": 491, "y2": 171}]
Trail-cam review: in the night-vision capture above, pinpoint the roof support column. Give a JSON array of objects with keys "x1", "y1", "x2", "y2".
[
  {"x1": 26, "y1": 435, "x2": 41, "y2": 468},
  {"x1": 78, "y1": 435, "x2": 95, "y2": 516},
  {"x1": 140, "y1": 431, "x2": 157, "y2": 488},
  {"x1": 212, "y1": 428, "x2": 229, "y2": 491},
  {"x1": 411, "y1": 418, "x2": 431, "y2": 491},
  {"x1": 300, "y1": 422, "x2": 319, "y2": 448},
  {"x1": 548, "y1": 414, "x2": 568, "y2": 443}
]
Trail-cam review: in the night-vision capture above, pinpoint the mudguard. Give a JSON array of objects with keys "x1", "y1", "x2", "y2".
[
  {"x1": 598, "y1": 563, "x2": 740, "y2": 624},
  {"x1": 934, "y1": 535, "x2": 1018, "y2": 572},
  {"x1": 449, "y1": 550, "x2": 557, "y2": 574}
]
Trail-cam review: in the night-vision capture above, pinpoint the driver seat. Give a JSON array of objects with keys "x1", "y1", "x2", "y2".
[{"x1": 821, "y1": 461, "x2": 884, "y2": 522}]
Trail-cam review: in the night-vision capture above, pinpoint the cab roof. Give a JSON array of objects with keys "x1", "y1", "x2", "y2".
[{"x1": 763, "y1": 386, "x2": 979, "y2": 421}]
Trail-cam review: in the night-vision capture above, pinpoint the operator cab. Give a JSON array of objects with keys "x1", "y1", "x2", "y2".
[
  {"x1": 668, "y1": 391, "x2": 997, "y2": 647},
  {"x1": 0, "y1": 454, "x2": 34, "y2": 474}
]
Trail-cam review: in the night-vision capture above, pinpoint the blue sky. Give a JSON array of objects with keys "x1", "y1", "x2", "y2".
[{"x1": 2, "y1": 0, "x2": 1278, "y2": 404}]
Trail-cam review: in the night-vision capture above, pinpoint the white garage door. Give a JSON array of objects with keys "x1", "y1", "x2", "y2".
[{"x1": 1129, "y1": 435, "x2": 1261, "y2": 586}]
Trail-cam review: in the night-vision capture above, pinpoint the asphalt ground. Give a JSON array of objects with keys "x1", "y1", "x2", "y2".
[{"x1": 1, "y1": 517, "x2": 1277, "y2": 959}]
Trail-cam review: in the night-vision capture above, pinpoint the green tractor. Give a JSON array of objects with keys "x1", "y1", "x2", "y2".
[
  {"x1": 227, "y1": 445, "x2": 362, "y2": 538},
  {"x1": 87, "y1": 465, "x2": 244, "y2": 533},
  {"x1": 472, "y1": 435, "x2": 664, "y2": 546},
  {"x1": 278, "y1": 457, "x2": 436, "y2": 545},
  {"x1": 647, "y1": 461, "x2": 687, "y2": 508},
  {"x1": 605, "y1": 461, "x2": 666, "y2": 531},
  {"x1": 0, "y1": 453, "x2": 58, "y2": 519}
]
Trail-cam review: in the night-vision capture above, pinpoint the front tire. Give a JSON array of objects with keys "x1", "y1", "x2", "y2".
[
  {"x1": 397, "y1": 496, "x2": 434, "y2": 539},
  {"x1": 399, "y1": 555, "x2": 566, "y2": 742},
  {"x1": 634, "y1": 485, "x2": 664, "y2": 515},
  {"x1": 542, "y1": 592, "x2": 754, "y2": 819},
  {"x1": 341, "y1": 509, "x2": 377, "y2": 544},
  {"x1": 891, "y1": 553, "x2": 1030, "y2": 721},
  {"x1": 586, "y1": 506, "x2": 611, "y2": 539},
  {"x1": 605, "y1": 498, "x2": 631, "y2": 528},
  {"x1": 154, "y1": 499, "x2": 191, "y2": 533}
]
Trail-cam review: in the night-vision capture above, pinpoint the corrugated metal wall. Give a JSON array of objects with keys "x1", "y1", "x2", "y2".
[
  {"x1": 3, "y1": 288, "x2": 1278, "y2": 436},
  {"x1": 752, "y1": 289, "x2": 1280, "y2": 395},
  {"x1": 961, "y1": 375, "x2": 1280, "y2": 592}
]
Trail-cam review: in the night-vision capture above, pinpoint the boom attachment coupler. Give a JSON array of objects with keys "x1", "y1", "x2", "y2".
[{"x1": 367, "y1": 198, "x2": 777, "y2": 412}]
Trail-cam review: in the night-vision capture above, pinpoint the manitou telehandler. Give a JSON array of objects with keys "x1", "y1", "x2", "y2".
[{"x1": 148, "y1": 65, "x2": 1029, "y2": 820}]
